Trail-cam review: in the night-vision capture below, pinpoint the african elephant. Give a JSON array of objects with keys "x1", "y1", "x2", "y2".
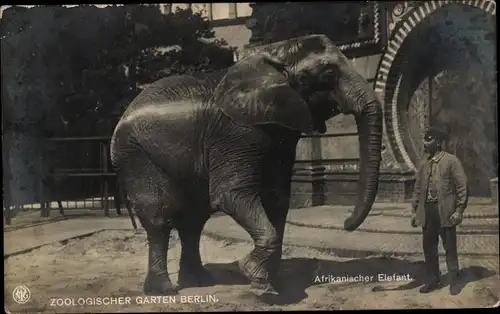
[{"x1": 110, "y1": 34, "x2": 383, "y2": 296}]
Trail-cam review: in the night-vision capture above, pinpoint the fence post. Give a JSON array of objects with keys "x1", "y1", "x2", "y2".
[
  {"x1": 39, "y1": 148, "x2": 48, "y2": 217},
  {"x1": 102, "y1": 142, "x2": 110, "y2": 217},
  {"x1": 3, "y1": 138, "x2": 12, "y2": 225}
]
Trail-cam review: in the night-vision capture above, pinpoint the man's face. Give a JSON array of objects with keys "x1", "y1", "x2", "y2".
[{"x1": 423, "y1": 134, "x2": 439, "y2": 154}]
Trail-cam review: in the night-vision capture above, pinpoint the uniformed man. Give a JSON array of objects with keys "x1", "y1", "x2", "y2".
[{"x1": 411, "y1": 126, "x2": 468, "y2": 295}]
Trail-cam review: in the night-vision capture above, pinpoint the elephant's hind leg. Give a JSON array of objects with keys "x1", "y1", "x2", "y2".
[
  {"x1": 122, "y1": 154, "x2": 181, "y2": 296},
  {"x1": 175, "y1": 213, "x2": 214, "y2": 288},
  {"x1": 140, "y1": 221, "x2": 177, "y2": 296}
]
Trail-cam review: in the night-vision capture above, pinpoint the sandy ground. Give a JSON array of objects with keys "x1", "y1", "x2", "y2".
[{"x1": 5, "y1": 230, "x2": 500, "y2": 312}]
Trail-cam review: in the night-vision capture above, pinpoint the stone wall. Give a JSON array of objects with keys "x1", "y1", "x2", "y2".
[{"x1": 290, "y1": 173, "x2": 415, "y2": 208}]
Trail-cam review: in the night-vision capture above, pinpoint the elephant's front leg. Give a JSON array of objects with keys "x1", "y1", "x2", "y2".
[
  {"x1": 261, "y1": 135, "x2": 298, "y2": 283},
  {"x1": 231, "y1": 197, "x2": 282, "y2": 296},
  {"x1": 262, "y1": 190, "x2": 291, "y2": 283},
  {"x1": 208, "y1": 130, "x2": 291, "y2": 295},
  {"x1": 211, "y1": 183, "x2": 282, "y2": 295}
]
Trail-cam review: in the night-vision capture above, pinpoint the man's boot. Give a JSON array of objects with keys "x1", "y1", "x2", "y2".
[{"x1": 419, "y1": 276, "x2": 441, "y2": 293}]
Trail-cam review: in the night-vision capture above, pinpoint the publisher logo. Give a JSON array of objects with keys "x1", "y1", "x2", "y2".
[{"x1": 13, "y1": 286, "x2": 31, "y2": 304}]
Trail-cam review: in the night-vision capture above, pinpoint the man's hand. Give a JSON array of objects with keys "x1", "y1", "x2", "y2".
[
  {"x1": 410, "y1": 213, "x2": 418, "y2": 228},
  {"x1": 449, "y1": 211, "x2": 463, "y2": 225}
]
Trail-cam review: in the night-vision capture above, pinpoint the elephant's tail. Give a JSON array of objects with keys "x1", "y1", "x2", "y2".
[
  {"x1": 117, "y1": 172, "x2": 138, "y2": 231},
  {"x1": 110, "y1": 126, "x2": 137, "y2": 231}
]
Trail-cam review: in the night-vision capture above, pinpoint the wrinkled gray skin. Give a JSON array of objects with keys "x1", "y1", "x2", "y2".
[{"x1": 110, "y1": 34, "x2": 383, "y2": 296}]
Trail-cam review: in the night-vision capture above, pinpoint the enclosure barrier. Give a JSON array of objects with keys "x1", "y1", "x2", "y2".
[
  {"x1": 3, "y1": 137, "x2": 122, "y2": 225},
  {"x1": 40, "y1": 136, "x2": 122, "y2": 218}
]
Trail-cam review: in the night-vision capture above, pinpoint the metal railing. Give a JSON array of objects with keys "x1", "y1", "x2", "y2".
[
  {"x1": 39, "y1": 136, "x2": 121, "y2": 218},
  {"x1": 3, "y1": 136, "x2": 123, "y2": 225}
]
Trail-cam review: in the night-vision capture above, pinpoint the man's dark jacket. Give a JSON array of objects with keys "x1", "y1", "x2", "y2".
[{"x1": 412, "y1": 151, "x2": 469, "y2": 227}]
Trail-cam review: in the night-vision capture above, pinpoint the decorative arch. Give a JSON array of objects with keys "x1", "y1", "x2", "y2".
[{"x1": 374, "y1": 0, "x2": 497, "y2": 171}]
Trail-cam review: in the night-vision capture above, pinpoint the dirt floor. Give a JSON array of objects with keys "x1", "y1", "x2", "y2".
[{"x1": 4, "y1": 230, "x2": 500, "y2": 312}]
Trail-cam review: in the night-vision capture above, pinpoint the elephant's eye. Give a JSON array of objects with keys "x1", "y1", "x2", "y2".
[
  {"x1": 322, "y1": 69, "x2": 336, "y2": 79},
  {"x1": 318, "y1": 68, "x2": 337, "y2": 86}
]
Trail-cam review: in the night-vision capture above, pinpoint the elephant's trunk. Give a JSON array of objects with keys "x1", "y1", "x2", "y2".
[{"x1": 343, "y1": 100, "x2": 383, "y2": 231}]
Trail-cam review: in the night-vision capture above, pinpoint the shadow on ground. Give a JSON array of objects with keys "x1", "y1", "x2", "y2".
[
  {"x1": 204, "y1": 257, "x2": 497, "y2": 305},
  {"x1": 371, "y1": 265, "x2": 498, "y2": 295}
]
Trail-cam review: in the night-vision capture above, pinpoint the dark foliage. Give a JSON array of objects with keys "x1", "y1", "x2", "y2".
[
  {"x1": 1, "y1": 4, "x2": 235, "y2": 205},
  {"x1": 1, "y1": 4, "x2": 235, "y2": 137}
]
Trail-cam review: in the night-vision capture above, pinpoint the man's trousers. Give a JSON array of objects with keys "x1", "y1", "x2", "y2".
[{"x1": 422, "y1": 202, "x2": 459, "y2": 280}]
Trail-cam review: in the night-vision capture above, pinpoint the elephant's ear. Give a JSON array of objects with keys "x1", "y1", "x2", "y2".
[{"x1": 213, "y1": 54, "x2": 314, "y2": 134}]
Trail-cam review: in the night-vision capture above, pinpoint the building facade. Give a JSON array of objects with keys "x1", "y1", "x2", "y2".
[
  {"x1": 159, "y1": 3, "x2": 253, "y2": 59},
  {"x1": 161, "y1": 1, "x2": 497, "y2": 205}
]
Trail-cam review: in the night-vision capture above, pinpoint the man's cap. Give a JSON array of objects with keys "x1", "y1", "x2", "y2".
[{"x1": 424, "y1": 126, "x2": 448, "y2": 141}]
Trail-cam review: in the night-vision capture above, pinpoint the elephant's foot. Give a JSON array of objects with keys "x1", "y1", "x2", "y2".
[
  {"x1": 178, "y1": 265, "x2": 215, "y2": 288},
  {"x1": 238, "y1": 251, "x2": 279, "y2": 296},
  {"x1": 250, "y1": 280, "x2": 279, "y2": 296},
  {"x1": 143, "y1": 272, "x2": 178, "y2": 296}
]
